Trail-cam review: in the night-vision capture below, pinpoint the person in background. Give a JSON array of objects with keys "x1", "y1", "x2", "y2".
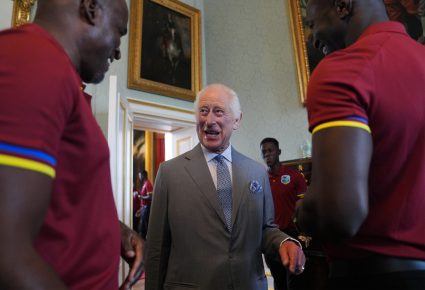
[
  {"x1": 261, "y1": 138, "x2": 329, "y2": 290},
  {"x1": 136, "y1": 170, "x2": 153, "y2": 240},
  {"x1": 294, "y1": 0, "x2": 425, "y2": 289},
  {"x1": 133, "y1": 184, "x2": 142, "y2": 232},
  {"x1": 0, "y1": 0, "x2": 143, "y2": 289},
  {"x1": 145, "y1": 84, "x2": 305, "y2": 290},
  {"x1": 260, "y1": 137, "x2": 307, "y2": 290}
]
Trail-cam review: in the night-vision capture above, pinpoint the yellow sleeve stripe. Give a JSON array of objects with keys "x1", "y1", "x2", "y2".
[
  {"x1": 0, "y1": 154, "x2": 55, "y2": 178},
  {"x1": 312, "y1": 120, "x2": 371, "y2": 135},
  {"x1": 297, "y1": 193, "x2": 305, "y2": 199}
]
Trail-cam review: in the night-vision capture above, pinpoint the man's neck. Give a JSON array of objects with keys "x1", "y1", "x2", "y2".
[
  {"x1": 269, "y1": 162, "x2": 281, "y2": 175},
  {"x1": 344, "y1": 3, "x2": 389, "y2": 47}
]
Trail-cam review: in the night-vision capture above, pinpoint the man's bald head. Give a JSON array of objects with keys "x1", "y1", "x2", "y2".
[{"x1": 34, "y1": 0, "x2": 128, "y2": 84}]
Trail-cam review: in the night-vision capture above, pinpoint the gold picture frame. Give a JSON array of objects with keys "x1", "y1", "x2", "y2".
[
  {"x1": 11, "y1": 0, "x2": 36, "y2": 27},
  {"x1": 288, "y1": 0, "x2": 309, "y2": 105},
  {"x1": 288, "y1": 0, "x2": 325, "y2": 105},
  {"x1": 128, "y1": 0, "x2": 202, "y2": 102}
]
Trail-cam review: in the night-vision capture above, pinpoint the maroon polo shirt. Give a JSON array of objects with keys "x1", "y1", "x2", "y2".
[
  {"x1": 268, "y1": 165, "x2": 307, "y2": 232},
  {"x1": 0, "y1": 24, "x2": 120, "y2": 289},
  {"x1": 307, "y1": 21, "x2": 425, "y2": 260}
]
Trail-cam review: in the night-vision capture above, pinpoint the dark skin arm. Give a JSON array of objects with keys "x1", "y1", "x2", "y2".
[
  {"x1": 295, "y1": 127, "x2": 372, "y2": 239},
  {"x1": 0, "y1": 167, "x2": 144, "y2": 290},
  {"x1": 0, "y1": 166, "x2": 68, "y2": 290},
  {"x1": 119, "y1": 222, "x2": 144, "y2": 290}
]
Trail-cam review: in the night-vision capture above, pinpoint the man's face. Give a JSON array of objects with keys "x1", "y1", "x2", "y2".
[
  {"x1": 261, "y1": 142, "x2": 280, "y2": 167},
  {"x1": 306, "y1": 0, "x2": 347, "y2": 56},
  {"x1": 80, "y1": 0, "x2": 129, "y2": 84},
  {"x1": 195, "y1": 86, "x2": 241, "y2": 154}
]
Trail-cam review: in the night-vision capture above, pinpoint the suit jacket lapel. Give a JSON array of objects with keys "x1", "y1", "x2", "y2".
[{"x1": 184, "y1": 144, "x2": 227, "y2": 227}]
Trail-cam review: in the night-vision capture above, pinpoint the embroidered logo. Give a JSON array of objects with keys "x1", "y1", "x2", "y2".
[
  {"x1": 249, "y1": 180, "x2": 263, "y2": 193},
  {"x1": 281, "y1": 175, "x2": 290, "y2": 185}
]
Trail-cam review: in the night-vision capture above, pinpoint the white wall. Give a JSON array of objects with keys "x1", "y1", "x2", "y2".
[
  {"x1": 203, "y1": 0, "x2": 311, "y2": 162},
  {"x1": 0, "y1": 1, "x2": 13, "y2": 29}
]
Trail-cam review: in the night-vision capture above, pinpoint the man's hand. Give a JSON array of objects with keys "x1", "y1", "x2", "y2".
[
  {"x1": 279, "y1": 240, "x2": 306, "y2": 275},
  {"x1": 135, "y1": 208, "x2": 142, "y2": 218},
  {"x1": 119, "y1": 222, "x2": 144, "y2": 290}
]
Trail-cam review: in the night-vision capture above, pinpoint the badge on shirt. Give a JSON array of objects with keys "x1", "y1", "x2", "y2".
[{"x1": 281, "y1": 175, "x2": 290, "y2": 184}]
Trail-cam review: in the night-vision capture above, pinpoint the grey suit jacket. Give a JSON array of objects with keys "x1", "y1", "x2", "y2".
[{"x1": 145, "y1": 144, "x2": 289, "y2": 290}]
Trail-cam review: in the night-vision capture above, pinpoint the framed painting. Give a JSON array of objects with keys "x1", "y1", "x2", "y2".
[
  {"x1": 11, "y1": 0, "x2": 36, "y2": 27},
  {"x1": 288, "y1": 0, "x2": 325, "y2": 105},
  {"x1": 128, "y1": 0, "x2": 202, "y2": 102}
]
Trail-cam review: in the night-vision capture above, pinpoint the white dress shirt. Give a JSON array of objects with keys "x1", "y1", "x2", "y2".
[{"x1": 200, "y1": 144, "x2": 232, "y2": 189}]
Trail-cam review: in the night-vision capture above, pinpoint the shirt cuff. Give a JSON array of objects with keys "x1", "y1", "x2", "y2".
[{"x1": 279, "y1": 237, "x2": 302, "y2": 250}]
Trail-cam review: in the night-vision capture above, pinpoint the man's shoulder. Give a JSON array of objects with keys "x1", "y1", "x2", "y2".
[
  {"x1": 313, "y1": 46, "x2": 370, "y2": 79},
  {"x1": 232, "y1": 148, "x2": 265, "y2": 169},
  {"x1": 1, "y1": 24, "x2": 68, "y2": 62},
  {"x1": 315, "y1": 21, "x2": 415, "y2": 76},
  {"x1": 280, "y1": 165, "x2": 301, "y2": 176},
  {"x1": 160, "y1": 145, "x2": 201, "y2": 167},
  {"x1": 1, "y1": 23, "x2": 77, "y2": 91},
  {"x1": 161, "y1": 153, "x2": 188, "y2": 167}
]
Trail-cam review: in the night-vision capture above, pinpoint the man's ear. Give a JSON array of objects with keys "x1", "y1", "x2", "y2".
[
  {"x1": 80, "y1": 0, "x2": 99, "y2": 25},
  {"x1": 233, "y1": 113, "x2": 242, "y2": 130},
  {"x1": 278, "y1": 149, "x2": 282, "y2": 156},
  {"x1": 335, "y1": 0, "x2": 352, "y2": 19}
]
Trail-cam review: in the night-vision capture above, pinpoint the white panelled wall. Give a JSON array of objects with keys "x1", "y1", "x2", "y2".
[{"x1": 203, "y1": 0, "x2": 310, "y2": 161}]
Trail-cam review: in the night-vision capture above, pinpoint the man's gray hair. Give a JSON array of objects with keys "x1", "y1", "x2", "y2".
[{"x1": 194, "y1": 84, "x2": 241, "y2": 118}]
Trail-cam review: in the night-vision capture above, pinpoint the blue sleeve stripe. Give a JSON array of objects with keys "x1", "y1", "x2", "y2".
[
  {"x1": 0, "y1": 142, "x2": 56, "y2": 166},
  {"x1": 346, "y1": 116, "x2": 368, "y2": 123}
]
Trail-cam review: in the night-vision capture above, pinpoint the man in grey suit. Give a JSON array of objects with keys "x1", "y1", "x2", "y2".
[{"x1": 145, "y1": 83, "x2": 305, "y2": 290}]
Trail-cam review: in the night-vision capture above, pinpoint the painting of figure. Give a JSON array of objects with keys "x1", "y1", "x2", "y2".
[
  {"x1": 128, "y1": 0, "x2": 201, "y2": 102},
  {"x1": 141, "y1": 1, "x2": 191, "y2": 89}
]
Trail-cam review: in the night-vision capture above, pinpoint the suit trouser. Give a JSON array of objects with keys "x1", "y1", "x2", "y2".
[
  {"x1": 138, "y1": 205, "x2": 151, "y2": 240},
  {"x1": 265, "y1": 255, "x2": 288, "y2": 290}
]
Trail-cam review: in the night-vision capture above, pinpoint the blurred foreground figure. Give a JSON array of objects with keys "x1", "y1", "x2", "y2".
[
  {"x1": 295, "y1": 0, "x2": 425, "y2": 290},
  {"x1": 0, "y1": 0, "x2": 143, "y2": 289}
]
